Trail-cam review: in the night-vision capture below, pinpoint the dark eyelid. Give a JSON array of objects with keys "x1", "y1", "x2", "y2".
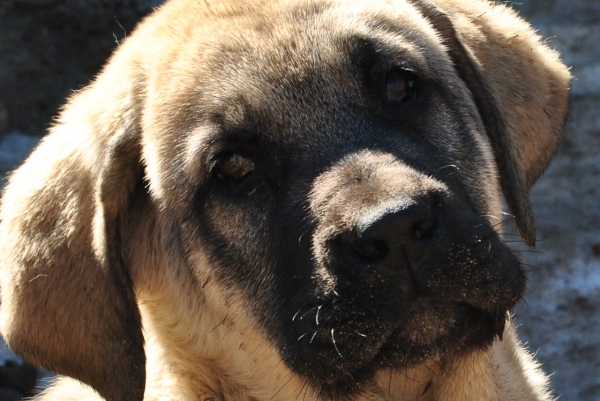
[{"x1": 204, "y1": 129, "x2": 260, "y2": 164}]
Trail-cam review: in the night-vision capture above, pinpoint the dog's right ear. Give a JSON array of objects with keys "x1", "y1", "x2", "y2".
[{"x1": 0, "y1": 58, "x2": 146, "y2": 400}]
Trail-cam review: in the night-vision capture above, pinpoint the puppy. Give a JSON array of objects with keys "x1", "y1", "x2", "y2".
[{"x1": 0, "y1": 0, "x2": 570, "y2": 400}]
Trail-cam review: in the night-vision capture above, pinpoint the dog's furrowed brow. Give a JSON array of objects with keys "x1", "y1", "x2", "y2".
[
  {"x1": 207, "y1": 129, "x2": 264, "y2": 153},
  {"x1": 340, "y1": 32, "x2": 430, "y2": 80}
]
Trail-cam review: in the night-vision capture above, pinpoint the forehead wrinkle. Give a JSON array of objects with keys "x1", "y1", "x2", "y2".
[
  {"x1": 203, "y1": 5, "x2": 438, "y2": 103},
  {"x1": 192, "y1": 0, "x2": 451, "y2": 155}
]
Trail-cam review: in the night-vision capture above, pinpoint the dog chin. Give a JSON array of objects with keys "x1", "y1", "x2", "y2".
[{"x1": 281, "y1": 301, "x2": 507, "y2": 395}]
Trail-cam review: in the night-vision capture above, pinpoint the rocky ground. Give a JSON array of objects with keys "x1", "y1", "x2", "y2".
[{"x1": 0, "y1": 0, "x2": 598, "y2": 400}]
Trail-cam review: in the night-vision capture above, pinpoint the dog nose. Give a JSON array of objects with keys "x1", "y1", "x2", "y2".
[{"x1": 346, "y1": 196, "x2": 435, "y2": 266}]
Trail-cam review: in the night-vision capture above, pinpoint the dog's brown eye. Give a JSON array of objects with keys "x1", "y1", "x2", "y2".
[
  {"x1": 385, "y1": 71, "x2": 417, "y2": 103},
  {"x1": 215, "y1": 153, "x2": 256, "y2": 184}
]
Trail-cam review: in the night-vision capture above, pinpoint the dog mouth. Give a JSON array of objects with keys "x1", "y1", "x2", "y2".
[{"x1": 282, "y1": 290, "x2": 513, "y2": 393}]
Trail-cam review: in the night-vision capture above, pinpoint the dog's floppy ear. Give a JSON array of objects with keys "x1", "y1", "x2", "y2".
[
  {"x1": 0, "y1": 68, "x2": 146, "y2": 400},
  {"x1": 409, "y1": 0, "x2": 571, "y2": 246}
]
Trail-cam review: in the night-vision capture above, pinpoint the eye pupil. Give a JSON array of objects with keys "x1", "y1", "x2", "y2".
[
  {"x1": 215, "y1": 153, "x2": 255, "y2": 184},
  {"x1": 385, "y1": 71, "x2": 416, "y2": 103}
]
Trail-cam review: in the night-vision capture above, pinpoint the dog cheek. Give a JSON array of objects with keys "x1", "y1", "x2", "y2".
[{"x1": 193, "y1": 195, "x2": 278, "y2": 293}]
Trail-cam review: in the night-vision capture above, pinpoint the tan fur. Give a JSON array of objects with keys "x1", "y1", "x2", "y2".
[{"x1": 0, "y1": 0, "x2": 569, "y2": 400}]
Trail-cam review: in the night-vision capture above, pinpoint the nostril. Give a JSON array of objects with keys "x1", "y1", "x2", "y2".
[
  {"x1": 350, "y1": 239, "x2": 389, "y2": 262},
  {"x1": 413, "y1": 216, "x2": 434, "y2": 240}
]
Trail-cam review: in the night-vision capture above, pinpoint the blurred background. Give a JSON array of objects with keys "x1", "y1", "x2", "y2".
[{"x1": 0, "y1": 0, "x2": 598, "y2": 399}]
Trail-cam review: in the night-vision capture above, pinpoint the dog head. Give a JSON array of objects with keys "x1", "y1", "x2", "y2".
[{"x1": 0, "y1": 0, "x2": 570, "y2": 399}]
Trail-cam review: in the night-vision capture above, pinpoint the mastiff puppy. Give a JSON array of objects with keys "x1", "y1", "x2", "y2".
[{"x1": 0, "y1": 0, "x2": 570, "y2": 400}]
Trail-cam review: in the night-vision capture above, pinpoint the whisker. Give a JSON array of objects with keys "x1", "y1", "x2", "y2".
[
  {"x1": 302, "y1": 381, "x2": 310, "y2": 401},
  {"x1": 300, "y1": 306, "x2": 317, "y2": 320},
  {"x1": 247, "y1": 182, "x2": 266, "y2": 195},
  {"x1": 434, "y1": 164, "x2": 459, "y2": 174},
  {"x1": 331, "y1": 329, "x2": 343, "y2": 358},
  {"x1": 512, "y1": 250, "x2": 543, "y2": 254},
  {"x1": 400, "y1": 370, "x2": 418, "y2": 382},
  {"x1": 423, "y1": 363, "x2": 439, "y2": 377},
  {"x1": 520, "y1": 298, "x2": 531, "y2": 311},
  {"x1": 295, "y1": 381, "x2": 307, "y2": 400},
  {"x1": 208, "y1": 316, "x2": 227, "y2": 333},
  {"x1": 310, "y1": 331, "x2": 318, "y2": 343},
  {"x1": 490, "y1": 217, "x2": 513, "y2": 229},
  {"x1": 479, "y1": 214, "x2": 501, "y2": 221},
  {"x1": 298, "y1": 230, "x2": 308, "y2": 250},
  {"x1": 298, "y1": 332, "x2": 309, "y2": 341},
  {"x1": 443, "y1": 172, "x2": 458, "y2": 179},
  {"x1": 421, "y1": 380, "x2": 433, "y2": 397},
  {"x1": 270, "y1": 375, "x2": 294, "y2": 400},
  {"x1": 521, "y1": 262, "x2": 542, "y2": 269}
]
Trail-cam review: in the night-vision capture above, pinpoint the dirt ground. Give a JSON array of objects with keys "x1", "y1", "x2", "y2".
[{"x1": 0, "y1": 0, "x2": 598, "y2": 400}]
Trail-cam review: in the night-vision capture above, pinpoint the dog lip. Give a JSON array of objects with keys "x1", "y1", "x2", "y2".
[{"x1": 455, "y1": 304, "x2": 510, "y2": 341}]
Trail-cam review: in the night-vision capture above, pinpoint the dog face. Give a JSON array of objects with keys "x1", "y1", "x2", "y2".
[
  {"x1": 0, "y1": 0, "x2": 570, "y2": 400},
  {"x1": 165, "y1": 7, "x2": 523, "y2": 392}
]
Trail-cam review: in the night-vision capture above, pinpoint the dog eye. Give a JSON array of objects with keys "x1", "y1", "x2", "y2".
[
  {"x1": 214, "y1": 153, "x2": 256, "y2": 184},
  {"x1": 385, "y1": 71, "x2": 417, "y2": 103}
]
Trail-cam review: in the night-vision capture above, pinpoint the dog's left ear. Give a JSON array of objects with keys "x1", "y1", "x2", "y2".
[{"x1": 409, "y1": 0, "x2": 571, "y2": 246}]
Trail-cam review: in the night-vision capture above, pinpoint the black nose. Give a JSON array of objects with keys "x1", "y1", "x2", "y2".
[{"x1": 345, "y1": 196, "x2": 435, "y2": 268}]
